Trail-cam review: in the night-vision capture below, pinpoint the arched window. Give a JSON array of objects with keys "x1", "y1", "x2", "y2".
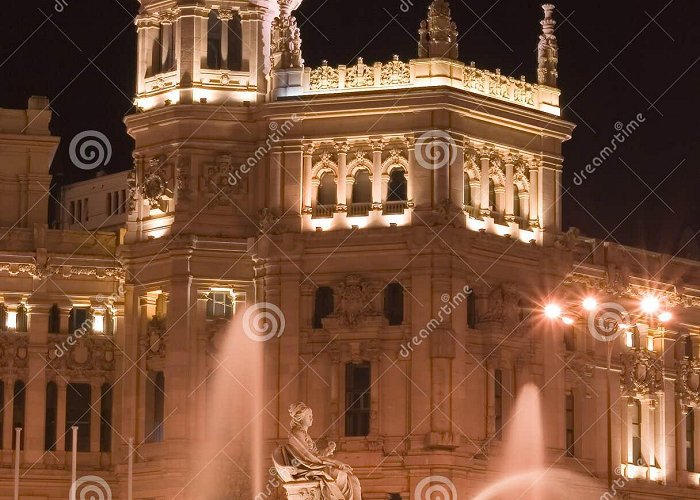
[
  {"x1": 386, "y1": 170, "x2": 407, "y2": 201},
  {"x1": 13, "y1": 381, "x2": 25, "y2": 449},
  {"x1": 146, "y1": 371, "x2": 165, "y2": 443},
  {"x1": 488, "y1": 179, "x2": 496, "y2": 211},
  {"x1": 352, "y1": 170, "x2": 372, "y2": 204},
  {"x1": 383, "y1": 282, "x2": 404, "y2": 325},
  {"x1": 45, "y1": 382, "x2": 57, "y2": 451},
  {"x1": 207, "y1": 11, "x2": 222, "y2": 69},
  {"x1": 226, "y1": 13, "x2": 243, "y2": 71},
  {"x1": 631, "y1": 399, "x2": 642, "y2": 463},
  {"x1": 48, "y1": 304, "x2": 60, "y2": 333},
  {"x1": 16, "y1": 304, "x2": 28, "y2": 332},
  {"x1": 317, "y1": 172, "x2": 337, "y2": 206},
  {"x1": 313, "y1": 287, "x2": 334, "y2": 328},
  {"x1": 513, "y1": 185, "x2": 521, "y2": 217}
]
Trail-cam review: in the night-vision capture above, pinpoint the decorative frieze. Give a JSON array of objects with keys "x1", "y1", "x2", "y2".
[{"x1": 620, "y1": 349, "x2": 663, "y2": 401}]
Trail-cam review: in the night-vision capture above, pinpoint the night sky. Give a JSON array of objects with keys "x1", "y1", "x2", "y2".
[{"x1": 1, "y1": 0, "x2": 698, "y2": 257}]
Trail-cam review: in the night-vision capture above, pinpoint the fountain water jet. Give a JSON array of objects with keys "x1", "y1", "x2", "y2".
[{"x1": 192, "y1": 309, "x2": 265, "y2": 499}]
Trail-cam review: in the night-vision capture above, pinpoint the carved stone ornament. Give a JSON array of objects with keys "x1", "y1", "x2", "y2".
[
  {"x1": 331, "y1": 275, "x2": 380, "y2": 327},
  {"x1": 141, "y1": 157, "x2": 171, "y2": 210},
  {"x1": 0, "y1": 333, "x2": 29, "y2": 371},
  {"x1": 480, "y1": 283, "x2": 521, "y2": 324},
  {"x1": 345, "y1": 57, "x2": 374, "y2": 88},
  {"x1": 257, "y1": 207, "x2": 282, "y2": 234},
  {"x1": 127, "y1": 167, "x2": 138, "y2": 211},
  {"x1": 677, "y1": 357, "x2": 700, "y2": 414},
  {"x1": 140, "y1": 316, "x2": 167, "y2": 359},
  {"x1": 310, "y1": 61, "x2": 339, "y2": 90},
  {"x1": 201, "y1": 154, "x2": 244, "y2": 205},
  {"x1": 271, "y1": 10, "x2": 304, "y2": 69},
  {"x1": 418, "y1": 0, "x2": 459, "y2": 60},
  {"x1": 380, "y1": 55, "x2": 410, "y2": 85},
  {"x1": 620, "y1": 349, "x2": 663, "y2": 400}
]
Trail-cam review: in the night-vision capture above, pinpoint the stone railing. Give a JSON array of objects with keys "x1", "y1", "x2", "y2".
[
  {"x1": 347, "y1": 202, "x2": 372, "y2": 217},
  {"x1": 271, "y1": 57, "x2": 561, "y2": 115}
]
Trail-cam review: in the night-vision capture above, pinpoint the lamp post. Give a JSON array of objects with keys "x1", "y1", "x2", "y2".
[{"x1": 543, "y1": 293, "x2": 673, "y2": 490}]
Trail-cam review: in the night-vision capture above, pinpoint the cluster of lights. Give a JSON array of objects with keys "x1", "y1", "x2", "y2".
[{"x1": 544, "y1": 295, "x2": 672, "y2": 323}]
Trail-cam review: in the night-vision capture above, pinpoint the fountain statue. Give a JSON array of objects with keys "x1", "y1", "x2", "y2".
[{"x1": 273, "y1": 402, "x2": 362, "y2": 500}]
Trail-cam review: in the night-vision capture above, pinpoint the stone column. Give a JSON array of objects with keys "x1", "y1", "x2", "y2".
[
  {"x1": 302, "y1": 146, "x2": 314, "y2": 211},
  {"x1": 449, "y1": 142, "x2": 465, "y2": 209},
  {"x1": 219, "y1": 10, "x2": 232, "y2": 68},
  {"x1": 406, "y1": 137, "x2": 415, "y2": 203},
  {"x1": 505, "y1": 157, "x2": 515, "y2": 217},
  {"x1": 24, "y1": 303, "x2": 50, "y2": 461},
  {"x1": 371, "y1": 141, "x2": 383, "y2": 208},
  {"x1": 336, "y1": 143, "x2": 349, "y2": 209},
  {"x1": 479, "y1": 151, "x2": 490, "y2": 216},
  {"x1": 269, "y1": 149, "x2": 282, "y2": 214},
  {"x1": 529, "y1": 165, "x2": 539, "y2": 227}
]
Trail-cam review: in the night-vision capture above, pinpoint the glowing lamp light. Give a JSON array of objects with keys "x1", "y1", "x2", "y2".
[
  {"x1": 544, "y1": 304, "x2": 562, "y2": 319},
  {"x1": 6, "y1": 311, "x2": 17, "y2": 330},
  {"x1": 562, "y1": 316, "x2": 575, "y2": 325},
  {"x1": 640, "y1": 295, "x2": 660, "y2": 314},
  {"x1": 658, "y1": 311, "x2": 672, "y2": 323},
  {"x1": 582, "y1": 297, "x2": 598, "y2": 311},
  {"x1": 92, "y1": 313, "x2": 104, "y2": 333}
]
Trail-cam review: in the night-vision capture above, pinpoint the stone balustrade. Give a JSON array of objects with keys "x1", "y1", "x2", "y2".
[{"x1": 271, "y1": 57, "x2": 561, "y2": 116}]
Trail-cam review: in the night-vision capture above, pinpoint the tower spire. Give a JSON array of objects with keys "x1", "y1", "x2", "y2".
[
  {"x1": 418, "y1": 0, "x2": 459, "y2": 60},
  {"x1": 537, "y1": 3, "x2": 558, "y2": 87},
  {"x1": 271, "y1": 0, "x2": 304, "y2": 69}
]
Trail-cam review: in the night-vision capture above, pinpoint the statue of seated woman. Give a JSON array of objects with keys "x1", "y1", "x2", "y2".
[{"x1": 273, "y1": 402, "x2": 362, "y2": 500}]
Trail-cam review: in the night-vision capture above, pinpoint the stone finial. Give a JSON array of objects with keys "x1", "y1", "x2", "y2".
[
  {"x1": 271, "y1": 0, "x2": 304, "y2": 69},
  {"x1": 537, "y1": 3, "x2": 558, "y2": 87},
  {"x1": 418, "y1": 0, "x2": 459, "y2": 60}
]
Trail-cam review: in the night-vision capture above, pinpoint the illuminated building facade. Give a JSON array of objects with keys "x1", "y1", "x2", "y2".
[{"x1": 0, "y1": 1, "x2": 698, "y2": 499}]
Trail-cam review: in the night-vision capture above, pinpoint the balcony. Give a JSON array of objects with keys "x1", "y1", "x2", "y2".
[
  {"x1": 347, "y1": 203, "x2": 372, "y2": 217},
  {"x1": 312, "y1": 205, "x2": 335, "y2": 218},
  {"x1": 382, "y1": 200, "x2": 408, "y2": 215}
]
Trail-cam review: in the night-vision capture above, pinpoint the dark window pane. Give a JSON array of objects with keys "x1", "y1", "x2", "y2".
[
  {"x1": 100, "y1": 384, "x2": 113, "y2": 452},
  {"x1": 345, "y1": 363, "x2": 371, "y2": 437},
  {"x1": 66, "y1": 383, "x2": 91, "y2": 452},
  {"x1": 48, "y1": 304, "x2": 60, "y2": 333},
  {"x1": 313, "y1": 287, "x2": 334, "y2": 329},
  {"x1": 45, "y1": 382, "x2": 58, "y2": 451},
  {"x1": 146, "y1": 371, "x2": 165, "y2": 443},
  {"x1": 13, "y1": 381, "x2": 25, "y2": 449},
  {"x1": 383, "y1": 282, "x2": 404, "y2": 326}
]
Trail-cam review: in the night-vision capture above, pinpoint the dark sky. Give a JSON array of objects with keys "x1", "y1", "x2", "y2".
[{"x1": 1, "y1": 0, "x2": 698, "y2": 257}]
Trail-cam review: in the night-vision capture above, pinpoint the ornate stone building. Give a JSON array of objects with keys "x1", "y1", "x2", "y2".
[{"x1": 0, "y1": 1, "x2": 699, "y2": 499}]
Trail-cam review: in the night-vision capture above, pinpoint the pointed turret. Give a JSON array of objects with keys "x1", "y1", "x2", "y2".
[
  {"x1": 271, "y1": 0, "x2": 304, "y2": 69},
  {"x1": 418, "y1": 0, "x2": 459, "y2": 60},
  {"x1": 537, "y1": 3, "x2": 558, "y2": 87}
]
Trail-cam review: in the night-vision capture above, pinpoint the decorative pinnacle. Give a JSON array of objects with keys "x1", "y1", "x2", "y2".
[
  {"x1": 537, "y1": 3, "x2": 558, "y2": 87},
  {"x1": 541, "y1": 4, "x2": 556, "y2": 35}
]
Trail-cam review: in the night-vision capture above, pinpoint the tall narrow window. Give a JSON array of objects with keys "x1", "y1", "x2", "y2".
[
  {"x1": 464, "y1": 174, "x2": 471, "y2": 206},
  {"x1": 16, "y1": 304, "x2": 28, "y2": 332},
  {"x1": 45, "y1": 382, "x2": 58, "y2": 451},
  {"x1": 386, "y1": 170, "x2": 407, "y2": 201},
  {"x1": 383, "y1": 282, "x2": 404, "y2": 326},
  {"x1": 48, "y1": 304, "x2": 60, "y2": 333},
  {"x1": 226, "y1": 13, "x2": 243, "y2": 71},
  {"x1": 513, "y1": 185, "x2": 521, "y2": 217},
  {"x1": 317, "y1": 172, "x2": 337, "y2": 207},
  {"x1": 467, "y1": 289, "x2": 476, "y2": 329},
  {"x1": 13, "y1": 381, "x2": 25, "y2": 450},
  {"x1": 120, "y1": 190, "x2": 127, "y2": 213},
  {"x1": 631, "y1": 399, "x2": 642, "y2": 463},
  {"x1": 687, "y1": 409, "x2": 696, "y2": 472},
  {"x1": 345, "y1": 363, "x2": 371, "y2": 437},
  {"x1": 146, "y1": 371, "x2": 165, "y2": 443},
  {"x1": 494, "y1": 369, "x2": 503, "y2": 439},
  {"x1": 66, "y1": 383, "x2": 91, "y2": 452},
  {"x1": 69, "y1": 307, "x2": 90, "y2": 334},
  {"x1": 565, "y1": 392, "x2": 575, "y2": 456},
  {"x1": 488, "y1": 179, "x2": 496, "y2": 211},
  {"x1": 106, "y1": 193, "x2": 112, "y2": 215},
  {"x1": 206, "y1": 292, "x2": 233, "y2": 319},
  {"x1": 352, "y1": 170, "x2": 372, "y2": 204},
  {"x1": 685, "y1": 335, "x2": 694, "y2": 359},
  {"x1": 150, "y1": 35, "x2": 162, "y2": 76},
  {"x1": 100, "y1": 384, "x2": 113, "y2": 452},
  {"x1": 207, "y1": 11, "x2": 222, "y2": 69},
  {"x1": 313, "y1": 287, "x2": 334, "y2": 329}
]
